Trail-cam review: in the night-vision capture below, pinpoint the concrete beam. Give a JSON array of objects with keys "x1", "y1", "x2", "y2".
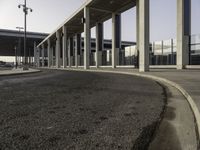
[
  {"x1": 177, "y1": 0, "x2": 191, "y2": 69},
  {"x1": 56, "y1": 31, "x2": 61, "y2": 68},
  {"x1": 96, "y1": 22, "x2": 104, "y2": 68},
  {"x1": 90, "y1": 7, "x2": 112, "y2": 13},
  {"x1": 62, "y1": 26, "x2": 67, "y2": 68},
  {"x1": 112, "y1": 13, "x2": 121, "y2": 68},
  {"x1": 138, "y1": 0, "x2": 149, "y2": 72},
  {"x1": 84, "y1": 6, "x2": 90, "y2": 69}
]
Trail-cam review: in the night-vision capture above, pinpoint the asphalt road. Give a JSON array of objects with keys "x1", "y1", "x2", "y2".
[{"x1": 0, "y1": 69, "x2": 166, "y2": 150}]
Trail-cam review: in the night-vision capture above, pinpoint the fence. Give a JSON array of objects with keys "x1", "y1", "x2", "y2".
[{"x1": 190, "y1": 34, "x2": 200, "y2": 65}]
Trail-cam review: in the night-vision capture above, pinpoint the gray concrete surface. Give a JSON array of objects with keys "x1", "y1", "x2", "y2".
[
  {"x1": 0, "y1": 68, "x2": 40, "y2": 76},
  {"x1": 0, "y1": 67, "x2": 12, "y2": 71},
  {"x1": 149, "y1": 84, "x2": 197, "y2": 150},
  {"x1": 0, "y1": 69, "x2": 165, "y2": 149},
  {"x1": 145, "y1": 69, "x2": 200, "y2": 111}
]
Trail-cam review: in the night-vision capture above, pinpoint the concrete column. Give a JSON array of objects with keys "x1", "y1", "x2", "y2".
[
  {"x1": 68, "y1": 37, "x2": 74, "y2": 67},
  {"x1": 177, "y1": 0, "x2": 191, "y2": 69},
  {"x1": 138, "y1": 0, "x2": 150, "y2": 72},
  {"x1": 62, "y1": 26, "x2": 67, "y2": 68},
  {"x1": 84, "y1": 6, "x2": 90, "y2": 69},
  {"x1": 36, "y1": 46, "x2": 40, "y2": 67},
  {"x1": 171, "y1": 39, "x2": 174, "y2": 65},
  {"x1": 136, "y1": 0, "x2": 140, "y2": 68},
  {"x1": 34, "y1": 42, "x2": 37, "y2": 66},
  {"x1": 161, "y1": 40, "x2": 164, "y2": 65},
  {"x1": 68, "y1": 39, "x2": 70, "y2": 67},
  {"x1": 56, "y1": 31, "x2": 61, "y2": 68},
  {"x1": 47, "y1": 39, "x2": 51, "y2": 68},
  {"x1": 75, "y1": 33, "x2": 81, "y2": 67},
  {"x1": 42, "y1": 44, "x2": 45, "y2": 67},
  {"x1": 96, "y1": 22, "x2": 104, "y2": 68},
  {"x1": 152, "y1": 42, "x2": 155, "y2": 65},
  {"x1": 51, "y1": 45, "x2": 55, "y2": 66},
  {"x1": 112, "y1": 13, "x2": 121, "y2": 68}
]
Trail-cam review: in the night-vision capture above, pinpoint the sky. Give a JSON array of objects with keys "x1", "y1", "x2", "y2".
[{"x1": 0, "y1": 0, "x2": 200, "y2": 42}]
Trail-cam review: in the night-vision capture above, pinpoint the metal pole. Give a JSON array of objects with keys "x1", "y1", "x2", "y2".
[
  {"x1": 19, "y1": 37, "x2": 21, "y2": 65},
  {"x1": 18, "y1": 0, "x2": 32, "y2": 68},
  {"x1": 16, "y1": 27, "x2": 24, "y2": 66},
  {"x1": 15, "y1": 46, "x2": 17, "y2": 69}
]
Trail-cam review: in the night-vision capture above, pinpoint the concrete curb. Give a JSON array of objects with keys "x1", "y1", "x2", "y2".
[
  {"x1": 0, "y1": 69, "x2": 41, "y2": 76},
  {"x1": 57, "y1": 68, "x2": 200, "y2": 143}
]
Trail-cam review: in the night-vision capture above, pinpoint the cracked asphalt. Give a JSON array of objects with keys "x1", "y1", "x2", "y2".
[{"x1": 0, "y1": 69, "x2": 166, "y2": 150}]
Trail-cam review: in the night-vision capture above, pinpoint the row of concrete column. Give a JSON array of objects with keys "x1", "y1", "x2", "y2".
[{"x1": 37, "y1": 0, "x2": 191, "y2": 72}]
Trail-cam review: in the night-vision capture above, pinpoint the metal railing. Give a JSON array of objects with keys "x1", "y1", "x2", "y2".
[{"x1": 190, "y1": 34, "x2": 200, "y2": 65}]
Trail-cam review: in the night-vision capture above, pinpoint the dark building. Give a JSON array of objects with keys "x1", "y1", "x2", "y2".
[{"x1": 0, "y1": 29, "x2": 48, "y2": 57}]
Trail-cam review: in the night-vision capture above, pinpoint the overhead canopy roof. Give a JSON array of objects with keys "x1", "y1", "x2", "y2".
[
  {"x1": 38, "y1": 0, "x2": 136, "y2": 47},
  {"x1": 0, "y1": 29, "x2": 48, "y2": 39}
]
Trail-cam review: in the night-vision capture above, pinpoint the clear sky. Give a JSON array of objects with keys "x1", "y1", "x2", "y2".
[{"x1": 0, "y1": 0, "x2": 200, "y2": 42}]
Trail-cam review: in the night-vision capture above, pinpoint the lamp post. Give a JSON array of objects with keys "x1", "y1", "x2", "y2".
[
  {"x1": 14, "y1": 46, "x2": 17, "y2": 69},
  {"x1": 16, "y1": 26, "x2": 24, "y2": 66},
  {"x1": 18, "y1": 0, "x2": 33, "y2": 68}
]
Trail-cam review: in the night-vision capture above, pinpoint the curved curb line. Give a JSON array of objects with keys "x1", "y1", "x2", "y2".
[
  {"x1": 0, "y1": 69, "x2": 41, "y2": 77},
  {"x1": 62, "y1": 68, "x2": 200, "y2": 142}
]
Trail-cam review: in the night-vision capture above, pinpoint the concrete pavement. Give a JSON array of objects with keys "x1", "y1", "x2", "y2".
[
  {"x1": 0, "y1": 68, "x2": 40, "y2": 76},
  {"x1": 149, "y1": 83, "x2": 197, "y2": 150}
]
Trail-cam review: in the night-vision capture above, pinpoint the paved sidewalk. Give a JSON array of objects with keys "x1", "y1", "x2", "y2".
[
  {"x1": 115, "y1": 68, "x2": 200, "y2": 112},
  {"x1": 0, "y1": 68, "x2": 40, "y2": 76}
]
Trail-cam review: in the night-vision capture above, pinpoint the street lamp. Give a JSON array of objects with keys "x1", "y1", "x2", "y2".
[
  {"x1": 18, "y1": 0, "x2": 33, "y2": 68},
  {"x1": 14, "y1": 46, "x2": 17, "y2": 69},
  {"x1": 16, "y1": 26, "x2": 24, "y2": 67},
  {"x1": 16, "y1": 26, "x2": 24, "y2": 32}
]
